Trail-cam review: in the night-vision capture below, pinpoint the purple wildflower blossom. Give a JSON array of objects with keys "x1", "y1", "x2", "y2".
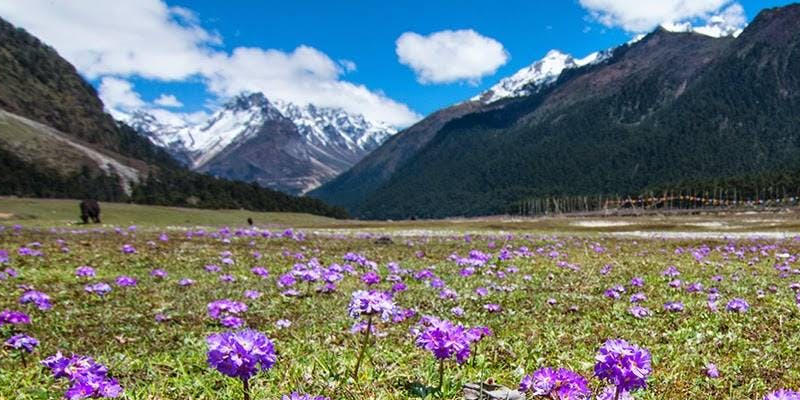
[
  {"x1": 628, "y1": 306, "x2": 651, "y2": 318},
  {"x1": 244, "y1": 290, "x2": 262, "y2": 300},
  {"x1": 121, "y1": 244, "x2": 136, "y2": 254},
  {"x1": 705, "y1": 363, "x2": 720, "y2": 378},
  {"x1": 726, "y1": 298, "x2": 750, "y2": 313},
  {"x1": 764, "y1": 390, "x2": 800, "y2": 400},
  {"x1": 281, "y1": 393, "x2": 330, "y2": 400},
  {"x1": 208, "y1": 299, "x2": 248, "y2": 319},
  {"x1": 150, "y1": 269, "x2": 167, "y2": 279},
  {"x1": 251, "y1": 267, "x2": 269, "y2": 278},
  {"x1": 484, "y1": 303, "x2": 501, "y2": 313},
  {"x1": 519, "y1": 367, "x2": 591, "y2": 399},
  {"x1": 361, "y1": 271, "x2": 381, "y2": 286},
  {"x1": 594, "y1": 339, "x2": 652, "y2": 393},
  {"x1": 5, "y1": 333, "x2": 38, "y2": 352},
  {"x1": 664, "y1": 301, "x2": 684, "y2": 312},
  {"x1": 115, "y1": 276, "x2": 137, "y2": 287},
  {"x1": 348, "y1": 290, "x2": 395, "y2": 321},
  {"x1": 415, "y1": 318, "x2": 471, "y2": 364},
  {"x1": 206, "y1": 329, "x2": 276, "y2": 380},
  {"x1": 76, "y1": 266, "x2": 95, "y2": 278},
  {"x1": 0, "y1": 309, "x2": 31, "y2": 326},
  {"x1": 84, "y1": 283, "x2": 112, "y2": 296},
  {"x1": 178, "y1": 278, "x2": 195, "y2": 287},
  {"x1": 20, "y1": 290, "x2": 52, "y2": 310}
]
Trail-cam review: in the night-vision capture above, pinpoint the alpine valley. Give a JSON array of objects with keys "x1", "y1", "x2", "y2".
[{"x1": 312, "y1": 4, "x2": 800, "y2": 219}]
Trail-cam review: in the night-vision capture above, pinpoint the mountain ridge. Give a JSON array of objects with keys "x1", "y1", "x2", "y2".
[
  {"x1": 313, "y1": 3, "x2": 800, "y2": 219},
  {"x1": 129, "y1": 92, "x2": 397, "y2": 194}
]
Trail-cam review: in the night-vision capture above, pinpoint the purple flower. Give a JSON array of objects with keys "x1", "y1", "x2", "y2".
[
  {"x1": 475, "y1": 287, "x2": 489, "y2": 297},
  {"x1": 0, "y1": 249, "x2": 8, "y2": 263},
  {"x1": 705, "y1": 363, "x2": 720, "y2": 378},
  {"x1": 5, "y1": 333, "x2": 38, "y2": 352},
  {"x1": 275, "y1": 319, "x2": 291, "y2": 329},
  {"x1": 348, "y1": 290, "x2": 395, "y2": 321},
  {"x1": 764, "y1": 390, "x2": 800, "y2": 400},
  {"x1": 20, "y1": 290, "x2": 52, "y2": 310},
  {"x1": 244, "y1": 290, "x2": 262, "y2": 300},
  {"x1": 206, "y1": 329, "x2": 276, "y2": 380},
  {"x1": 594, "y1": 339, "x2": 652, "y2": 393},
  {"x1": 662, "y1": 266, "x2": 680, "y2": 277},
  {"x1": 150, "y1": 269, "x2": 167, "y2": 279},
  {"x1": 178, "y1": 278, "x2": 195, "y2": 287},
  {"x1": 281, "y1": 393, "x2": 330, "y2": 400},
  {"x1": 0, "y1": 309, "x2": 31, "y2": 326},
  {"x1": 361, "y1": 270, "x2": 381, "y2": 285},
  {"x1": 519, "y1": 367, "x2": 591, "y2": 399},
  {"x1": 115, "y1": 276, "x2": 137, "y2": 287},
  {"x1": 726, "y1": 298, "x2": 750, "y2": 313},
  {"x1": 84, "y1": 283, "x2": 112, "y2": 296},
  {"x1": 277, "y1": 273, "x2": 296, "y2": 288},
  {"x1": 121, "y1": 244, "x2": 136, "y2": 254},
  {"x1": 628, "y1": 306, "x2": 651, "y2": 318},
  {"x1": 208, "y1": 299, "x2": 248, "y2": 320},
  {"x1": 466, "y1": 326, "x2": 492, "y2": 343},
  {"x1": 484, "y1": 303, "x2": 501, "y2": 313},
  {"x1": 630, "y1": 277, "x2": 644, "y2": 287},
  {"x1": 451, "y1": 306, "x2": 465, "y2": 317},
  {"x1": 220, "y1": 274, "x2": 236, "y2": 283},
  {"x1": 664, "y1": 301, "x2": 684, "y2": 312},
  {"x1": 41, "y1": 352, "x2": 122, "y2": 399},
  {"x1": 629, "y1": 292, "x2": 646, "y2": 303},
  {"x1": 205, "y1": 264, "x2": 221, "y2": 273},
  {"x1": 251, "y1": 267, "x2": 269, "y2": 278},
  {"x1": 76, "y1": 266, "x2": 96, "y2": 278},
  {"x1": 220, "y1": 316, "x2": 244, "y2": 328},
  {"x1": 415, "y1": 317, "x2": 471, "y2": 364}
]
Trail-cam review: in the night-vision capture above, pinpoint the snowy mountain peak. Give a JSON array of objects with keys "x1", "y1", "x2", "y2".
[
  {"x1": 660, "y1": 18, "x2": 744, "y2": 38},
  {"x1": 473, "y1": 48, "x2": 610, "y2": 104},
  {"x1": 128, "y1": 92, "x2": 397, "y2": 193}
]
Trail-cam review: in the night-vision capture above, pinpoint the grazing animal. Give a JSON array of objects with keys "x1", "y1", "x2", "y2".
[
  {"x1": 79, "y1": 200, "x2": 101, "y2": 224},
  {"x1": 247, "y1": 217, "x2": 253, "y2": 226}
]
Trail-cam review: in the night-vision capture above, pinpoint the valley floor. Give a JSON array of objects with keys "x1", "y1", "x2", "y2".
[{"x1": 2, "y1": 197, "x2": 800, "y2": 399}]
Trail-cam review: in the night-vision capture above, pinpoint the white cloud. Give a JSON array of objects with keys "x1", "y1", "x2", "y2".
[
  {"x1": 578, "y1": 0, "x2": 746, "y2": 34},
  {"x1": 98, "y1": 77, "x2": 145, "y2": 114},
  {"x1": 153, "y1": 94, "x2": 184, "y2": 108},
  {"x1": 396, "y1": 29, "x2": 509, "y2": 85},
  {"x1": 0, "y1": 0, "x2": 420, "y2": 126},
  {"x1": 339, "y1": 59, "x2": 357, "y2": 73}
]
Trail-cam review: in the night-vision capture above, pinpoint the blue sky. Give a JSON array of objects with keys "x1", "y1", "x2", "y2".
[{"x1": 0, "y1": 0, "x2": 795, "y2": 126}]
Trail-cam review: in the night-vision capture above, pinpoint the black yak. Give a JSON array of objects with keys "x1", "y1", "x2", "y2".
[{"x1": 79, "y1": 200, "x2": 101, "y2": 224}]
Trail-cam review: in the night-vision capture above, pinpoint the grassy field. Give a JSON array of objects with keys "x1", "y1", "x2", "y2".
[
  {"x1": 2, "y1": 198, "x2": 800, "y2": 399},
  {"x1": 4, "y1": 197, "x2": 800, "y2": 235}
]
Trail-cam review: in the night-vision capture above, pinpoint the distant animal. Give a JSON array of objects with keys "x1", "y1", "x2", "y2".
[
  {"x1": 79, "y1": 200, "x2": 101, "y2": 224},
  {"x1": 374, "y1": 236, "x2": 393, "y2": 245},
  {"x1": 247, "y1": 217, "x2": 253, "y2": 226}
]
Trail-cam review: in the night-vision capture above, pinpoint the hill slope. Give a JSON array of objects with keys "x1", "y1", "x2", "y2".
[
  {"x1": 335, "y1": 4, "x2": 800, "y2": 219},
  {"x1": 0, "y1": 16, "x2": 346, "y2": 218}
]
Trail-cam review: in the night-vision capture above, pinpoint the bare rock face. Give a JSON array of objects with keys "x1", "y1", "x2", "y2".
[{"x1": 129, "y1": 93, "x2": 397, "y2": 195}]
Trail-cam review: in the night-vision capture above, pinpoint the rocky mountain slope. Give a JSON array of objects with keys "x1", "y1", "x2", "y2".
[{"x1": 129, "y1": 93, "x2": 396, "y2": 195}]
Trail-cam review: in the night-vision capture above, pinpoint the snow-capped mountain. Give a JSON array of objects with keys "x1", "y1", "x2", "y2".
[
  {"x1": 129, "y1": 93, "x2": 397, "y2": 194},
  {"x1": 472, "y1": 49, "x2": 611, "y2": 104}
]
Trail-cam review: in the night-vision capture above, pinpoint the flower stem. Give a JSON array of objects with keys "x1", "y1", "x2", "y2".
[
  {"x1": 353, "y1": 315, "x2": 373, "y2": 381},
  {"x1": 242, "y1": 377, "x2": 250, "y2": 400},
  {"x1": 438, "y1": 359, "x2": 444, "y2": 391},
  {"x1": 614, "y1": 385, "x2": 621, "y2": 400},
  {"x1": 20, "y1": 351, "x2": 27, "y2": 368}
]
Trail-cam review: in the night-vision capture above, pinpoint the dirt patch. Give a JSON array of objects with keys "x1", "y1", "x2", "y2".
[{"x1": 0, "y1": 212, "x2": 13, "y2": 219}]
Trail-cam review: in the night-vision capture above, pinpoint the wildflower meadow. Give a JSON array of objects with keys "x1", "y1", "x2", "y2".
[{"x1": 2, "y1": 222, "x2": 800, "y2": 399}]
